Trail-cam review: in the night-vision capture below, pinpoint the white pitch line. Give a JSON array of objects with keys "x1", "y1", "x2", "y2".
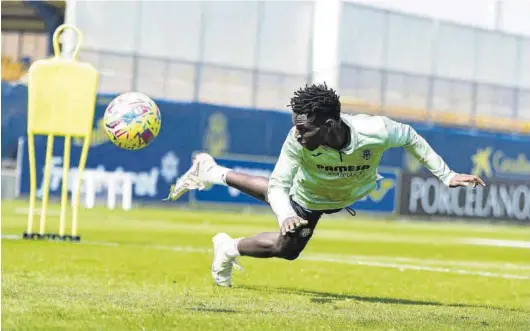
[
  {"x1": 308, "y1": 253, "x2": 530, "y2": 271},
  {"x1": 15, "y1": 207, "x2": 61, "y2": 216},
  {"x1": 462, "y1": 238, "x2": 530, "y2": 249},
  {"x1": 300, "y1": 256, "x2": 530, "y2": 280},
  {"x1": 3, "y1": 234, "x2": 529, "y2": 281}
]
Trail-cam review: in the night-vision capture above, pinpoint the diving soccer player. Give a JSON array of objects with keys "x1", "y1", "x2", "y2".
[{"x1": 167, "y1": 83, "x2": 486, "y2": 287}]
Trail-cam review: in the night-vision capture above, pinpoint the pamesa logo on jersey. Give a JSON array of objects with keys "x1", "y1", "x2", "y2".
[
  {"x1": 316, "y1": 164, "x2": 370, "y2": 172},
  {"x1": 316, "y1": 164, "x2": 371, "y2": 178}
]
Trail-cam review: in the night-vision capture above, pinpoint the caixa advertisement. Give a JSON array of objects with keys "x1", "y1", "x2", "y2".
[{"x1": 399, "y1": 173, "x2": 530, "y2": 223}]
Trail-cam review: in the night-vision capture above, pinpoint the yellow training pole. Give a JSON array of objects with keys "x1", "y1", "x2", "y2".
[
  {"x1": 72, "y1": 135, "x2": 91, "y2": 237},
  {"x1": 26, "y1": 133, "x2": 37, "y2": 235},
  {"x1": 38, "y1": 134, "x2": 55, "y2": 235},
  {"x1": 59, "y1": 136, "x2": 71, "y2": 237}
]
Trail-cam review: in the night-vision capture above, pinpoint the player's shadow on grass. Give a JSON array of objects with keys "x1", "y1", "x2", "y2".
[
  {"x1": 187, "y1": 307, "x2": 239, "y2": 314},
  {"x1": 186, "y1": 302, "x2": 239, "y2": 314},
  {"x1": 238, "y1": 285, "x2": 523, "y2": 312}
]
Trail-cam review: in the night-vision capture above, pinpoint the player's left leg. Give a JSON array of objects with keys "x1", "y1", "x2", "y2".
[
  {"x1": 166, "y1": 152, "x2": 269, "y2": 203},
  {"x1": 211, "y1": 199, "x2": 343, "y2": 287}
]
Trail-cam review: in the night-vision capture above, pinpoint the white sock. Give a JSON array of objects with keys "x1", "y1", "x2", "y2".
[
  {"x1": 208, "y1": 166, "x2": 230, "y2": 186},
  {"x1": 225, "y1": 237, "x2": 242, "y2": 258}
]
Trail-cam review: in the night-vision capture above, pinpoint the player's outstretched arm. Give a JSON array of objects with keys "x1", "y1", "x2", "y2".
[
  {"x1": 446, "y1": 173, "x2": 486, "y2": 188},
  {"x1": 382, "y1": 117, "x2": 486, "y2": 188},
  {"x1": 268, "y1": 128, "x2": 303, "y2": 228}
]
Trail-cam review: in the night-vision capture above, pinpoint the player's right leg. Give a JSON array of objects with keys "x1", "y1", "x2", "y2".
[{"x1": 166, "y1": 152, "x2": 269, "y2": 203}]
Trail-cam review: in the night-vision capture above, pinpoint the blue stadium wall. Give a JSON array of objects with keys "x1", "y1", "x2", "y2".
[{"x1": 3, "y1": 82, "x2": 530, "y2": 221}]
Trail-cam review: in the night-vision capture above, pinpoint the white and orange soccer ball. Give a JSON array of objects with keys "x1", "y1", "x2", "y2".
[{"x1": 103, "y1": 92, "x2": 161, "y2": 150}]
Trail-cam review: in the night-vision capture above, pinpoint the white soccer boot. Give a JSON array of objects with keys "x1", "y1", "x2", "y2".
[
  {"x1": 165, "y1": 153, "x2": 218, "y2": 201},
  {"x1": 211, "y1": 233, "x2": 243, "y2": 287}
]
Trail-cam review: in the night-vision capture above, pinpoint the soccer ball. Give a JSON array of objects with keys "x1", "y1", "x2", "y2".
[{"x1": 103, "y1": 92, "x2": 161, "y2": 150}]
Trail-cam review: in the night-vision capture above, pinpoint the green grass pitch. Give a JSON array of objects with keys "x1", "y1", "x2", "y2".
[{"x1": 2, "y1": 199, "x2": 529, "y2": 331}]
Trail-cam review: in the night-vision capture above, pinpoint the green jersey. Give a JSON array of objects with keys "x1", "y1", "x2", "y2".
[{"x1": 267, "y1": 114, "x2": 456, "y2": 223}]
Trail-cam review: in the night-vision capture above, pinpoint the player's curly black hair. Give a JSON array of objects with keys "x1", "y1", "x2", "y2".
[{"x1": 289, "y1": 83, "x2": 341, "y2": 119}]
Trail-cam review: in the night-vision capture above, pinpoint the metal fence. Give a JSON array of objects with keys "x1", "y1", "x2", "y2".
[
  {"x1": 70, "y1": 0, "x2": 315, "y2": 111},
  {"x1": 338, "y1": 3, "x2": 530, "y2": 131},
  {"x1": 78, "y1": 46, "x2": 530, "y2": 133},
  {"x1": 79, "y1": 49, "x2": 310, "y2": 112}
]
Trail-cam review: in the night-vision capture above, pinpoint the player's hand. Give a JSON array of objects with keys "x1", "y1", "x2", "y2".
[
  {"x1": 449, "y1": 174, "x2": 486, "y2": 188},
  {"x1": 280, "y1": 216, "x2": 308, "y2": 236}
]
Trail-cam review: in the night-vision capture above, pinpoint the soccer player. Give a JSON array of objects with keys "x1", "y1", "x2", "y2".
[{"x1": 166, "y1": 83, "x2": 486, "y2": 287}]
